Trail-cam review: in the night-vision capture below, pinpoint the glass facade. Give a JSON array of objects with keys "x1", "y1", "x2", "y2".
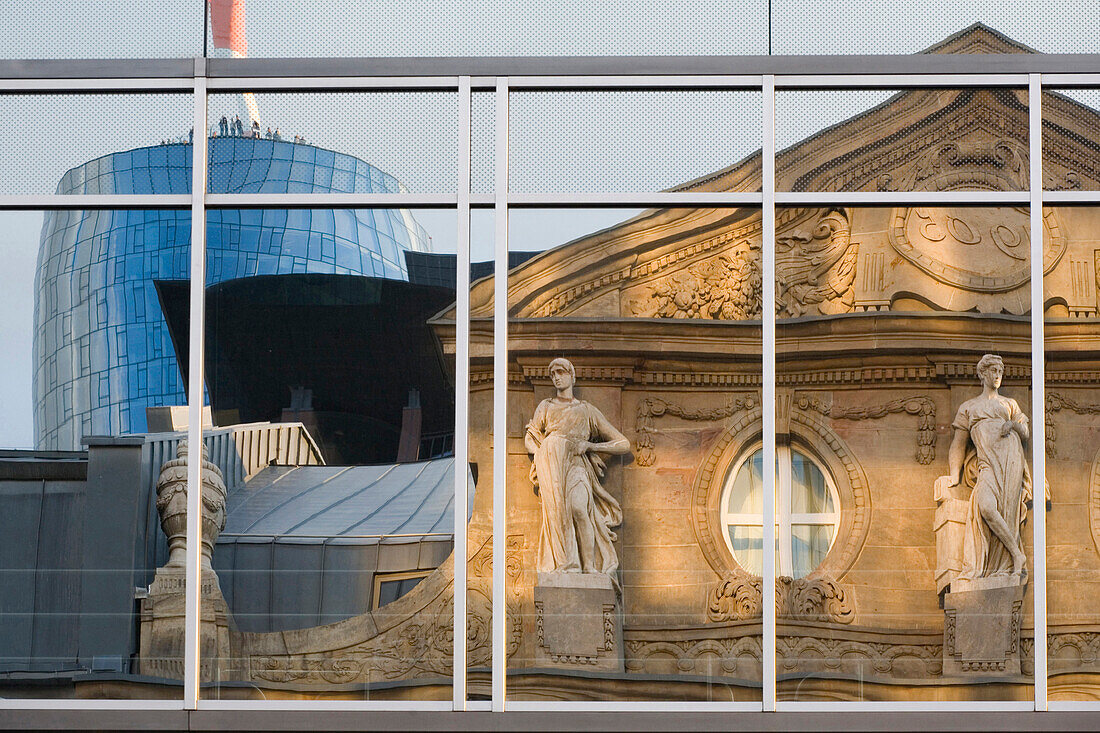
[
  {"x1": 7, "y1": 6, "x2": 1100, "y2": 727},
  {"x1": 34, "y1": 138, "x2": 429, "y2": 450}
]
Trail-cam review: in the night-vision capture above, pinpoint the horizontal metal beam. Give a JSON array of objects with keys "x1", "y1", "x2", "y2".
[
  {"x1": 0, "y1": 194, "x2": 191, "y2": 209},
  {"x1": 206, "y1": 76, "x2": 459, "y2": 92},
  {"x1": 0, "y1": 58, "x2": 194, "y2": 79},
  {"x1": 203, "y1": 54, "x2": 1100, "y2": 79},
  {"x1": 774, "y1": 191, "x2": 1031, "y2": 206},
  {"x1": 204, "y1": 193, "x2": 458, "y2": 208},
  {"x1": 506, "y1": 192, "x2": 763, "y2": 207},
  {"x1": 3, "y1": 54, "x2": 1100, "y2": 82},
  {"x1": 775, "y1": 73, "x2": 1029, "y2": 88},
  {"x1": 0, "y1": 77, "x2": 192, "y2": 92}
]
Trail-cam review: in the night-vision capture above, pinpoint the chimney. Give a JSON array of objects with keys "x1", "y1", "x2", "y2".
[{"x1": 396, "y1": 388, "x2": 423, "y2": 462}]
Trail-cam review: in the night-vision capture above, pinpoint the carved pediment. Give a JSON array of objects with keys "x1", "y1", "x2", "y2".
[{"x1": 429, "y1": 26, "x2": 1100, "y2": 328}]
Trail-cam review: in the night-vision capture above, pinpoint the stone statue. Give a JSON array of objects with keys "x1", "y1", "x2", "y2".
[
  {"x1": 525, "y1": 358, "x2": 631, "y2": 577},
  {"x1": 935, "y1": 354, "x2": 1031, "y2": 588}
]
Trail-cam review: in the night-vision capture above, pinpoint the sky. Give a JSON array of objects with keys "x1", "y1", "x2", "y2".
[{"x1": 4, "y1": 1, "x2": 1100, "y2": 447}]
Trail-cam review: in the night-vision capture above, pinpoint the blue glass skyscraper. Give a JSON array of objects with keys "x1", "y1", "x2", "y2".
[{"x1": 34, "y1": 136, "x2": 430, "y2": 450}]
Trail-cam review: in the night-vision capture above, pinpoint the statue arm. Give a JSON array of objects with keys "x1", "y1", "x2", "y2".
[
  {"x1": 582, "y1": 406, "x2": 631, "y2": 456},
  {"x1": 525, "y1": 402, "x2": 547, "y2": 454},
  {"x1": 1011, "y1": 403, "x2": 1029, "y2": 440},
  {"x1": 946, "y1": 427, "x2": 968, "y2": 486}
]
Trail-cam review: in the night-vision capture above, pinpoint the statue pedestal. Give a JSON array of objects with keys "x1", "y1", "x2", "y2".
[
  {"x1": 534, "y1": 572, "x2": 623, "y2": 672},
  {"x1": 934, "y1": 496, "x2": 969, "y2": 598},
  {"x1": 138, "y1": 567, "x2": 231, "y2": 682},
  {"x1": 943, "y1": 580, "x2": 1024, "y2": 676}
]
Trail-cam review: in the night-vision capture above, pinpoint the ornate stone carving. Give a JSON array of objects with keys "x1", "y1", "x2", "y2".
[
  {"x1": 630, "y1": 243, "x2": 762, "y2": 320},
  {"x1": 776, "y1": 637, "x2": 943, "y2": 678},
  {"x1": 634, "y1": 394, "x2": 757, "y2": 467},
  {"x1": 706, "y1": 568, "x2": 855, "y2": 625},
  {"x1": 942, "y1": 586, "x2": 1024, "y2": 675},
  {"x1": 795, "y1": 393, "x2": 937, "y2": 464},
  {"x1": 139, "y1": 440, "x2": 231, "y2": 682},
  {"x1": 624, "y1": 627, "x2": 944, "y2": 680},
  {"x1": 528, "y1": 220, "x2": 762, "y2": 319},
  {"x1": 776, "y1": 208, "x2": 858, "y2": 317},
  {"x1": 904, "y1": 140, "x2": 1029, "y2": 191},
  {"x1": 889, "y1": 206, "x2": 1065, "y2": 293},
  {"x1": 242, "y1": 533, "x2": 523, "y2": 687},
  {"x1": 525, "y1": 358, "x2": 631, "y2": 577},
  {"x1": 154, "y1": 440, "x2": 227, "y2": 568},
  {"x1": 1046, "y1": 391, "x2": 1100, "y2": 458},
  {"x1": 936, "y1": 354, "x2": 1031, "y2": 590}
]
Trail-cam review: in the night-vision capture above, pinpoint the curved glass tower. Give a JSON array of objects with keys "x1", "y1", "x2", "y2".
[{"x1": 34, "y1": 137, "x2": 429, "y2": 450}]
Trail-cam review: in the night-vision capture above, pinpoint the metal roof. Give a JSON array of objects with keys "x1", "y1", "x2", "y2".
[{"x1": 220, "y1": 457, "x2": 473, "y2": 542}]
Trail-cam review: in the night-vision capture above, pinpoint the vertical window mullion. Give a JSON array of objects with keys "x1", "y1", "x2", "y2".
[
  {"x1": 183, "y1": 62, "x2": 208, "y2": 711},
  {"x1": 761, "y1": 72, "x2": 777, "y2": 713},
  {"x1": 491, "y1": 75, "x2": 509, "y2": 713},
  {"x1": 1029, "y1": 71, "x2": 1048, "y2": 712},
  {"x1": 453, "y1": 74, "x2": 472, "y2": 712},
  {"x1": 777, "y1": 443, "x2": 793, "y2": 577}
]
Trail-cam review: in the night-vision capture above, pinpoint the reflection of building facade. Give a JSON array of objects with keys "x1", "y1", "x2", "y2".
[
  {"x1": 34, "y1": 137, "x2": 429, "y2": 450},
  {"x1": 12, "y1": 25, "x2": 1100, "y2": 704}
]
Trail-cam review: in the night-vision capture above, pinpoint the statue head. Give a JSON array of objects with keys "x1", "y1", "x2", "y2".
[
  {"x1": 548, "y1": 357, "x2": 576, "y2": 392},
  {"x1": 976, "y1": 353, "x2": 1004, "y2": 390}
]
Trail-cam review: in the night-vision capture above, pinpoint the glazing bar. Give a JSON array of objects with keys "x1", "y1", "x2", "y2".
[
  {"x1": 491, "y1": 76, "x2": 510, "y2": 712},
  {"x1": 761, "y1": 73, "x2": 777, "y2": 713},
  {"x1": 1030, "y1": 72, "x2": 1048, "y2": 712},
  {"x1": 453, "y1": 75, "x2": 472, "y2": 712},
  {"x1": 183, "y1": 67, "x2": 209, "y2": 710}
]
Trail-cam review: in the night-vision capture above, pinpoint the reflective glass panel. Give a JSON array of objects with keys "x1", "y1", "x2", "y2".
[
  {"x1": 510, "y1": 91, "x2": 761, "y2": 193},
  {"x1": 206, "y1": 92, "x2": 458, "y2": 195},
  {"x1": 1043, "y1": 205, "x2": 1100, "y2": 700},
  {"x1": 208, "y1": 0, "x2": 768, "y2": 57},
  {"x1": 772, "y1": 2, "x2": 1100, "y2": 55},
  {"x1": 776, "y1": 88, "x2": 1028, "y2": 192},
  {"x1": 0, "y1": 208, "x2": 190, "y2": 699},
  {"x1": 200, "y1": 209, "x2": 459, "y2": 700},
  {"x1": 0, "y1": 94, "x2": 193, "y2": 195},
  {"x1": 775, "y1": 205, "x2": 1034, "y2": 702},
  {"x1": 506, "y1": 207, "x2": 763, "y2": 702}
]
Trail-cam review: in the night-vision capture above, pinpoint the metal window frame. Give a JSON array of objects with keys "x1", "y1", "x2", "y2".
[{"x1": 4, "y1": 57, "x2": 1100, "y2": 716}]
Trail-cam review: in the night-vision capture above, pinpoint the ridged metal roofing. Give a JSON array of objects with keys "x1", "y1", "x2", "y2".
[{"x1": 221, "y1": 457, "x2": 473, "y2": 541}]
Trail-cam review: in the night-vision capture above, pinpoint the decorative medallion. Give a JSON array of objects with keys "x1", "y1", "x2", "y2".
[{"x1": 889, "y1": 207, "x2": 1065, "y2": 292}]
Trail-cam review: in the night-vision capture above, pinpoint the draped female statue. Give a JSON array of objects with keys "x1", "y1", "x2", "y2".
[
  {"x1": 936, "y1": 354, "x2": 1031, "y2": 586},
  {"x1": 525, "y1": 358, "x2": 631, "y2": 576}
]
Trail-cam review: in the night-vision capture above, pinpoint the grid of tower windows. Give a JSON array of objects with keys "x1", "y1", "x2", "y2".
[{"x1": 34, "y1": 138, "x2": 429, "y2": 449}]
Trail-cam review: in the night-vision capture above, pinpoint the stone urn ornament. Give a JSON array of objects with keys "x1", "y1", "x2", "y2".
[{"x1": 155, "y1": 440, "x2": 228, "y2": 569}]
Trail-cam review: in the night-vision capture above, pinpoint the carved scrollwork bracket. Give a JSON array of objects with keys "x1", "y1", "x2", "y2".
[
  {"x1": 795, "y1": 394, "x2": 937, "y2": 465},
  {"x1": 634, "y1": 394, "x2": 758, "y2": 467},
  {"x1": 706, "y1": 568, "x2": 855, "y2": 624}
]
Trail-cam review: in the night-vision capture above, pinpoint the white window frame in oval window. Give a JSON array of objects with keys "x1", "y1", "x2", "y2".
[{"x1": 719, "y1": 442, "x2": 841, "y2": 578}]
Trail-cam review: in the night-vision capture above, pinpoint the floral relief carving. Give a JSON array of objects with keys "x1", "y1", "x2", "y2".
[
  {"x1": 631, "y1": 244, "x2": 762, "y2": 320},
  {"x1": 634, "y1": 394, "x2": 757, "y2": 467},
  {"x1": 706, "y1": 568, "x2": 855, "y2": 625},
  {"x1": 795, "y1": 393, "x2": 937, "y2": 465}
]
